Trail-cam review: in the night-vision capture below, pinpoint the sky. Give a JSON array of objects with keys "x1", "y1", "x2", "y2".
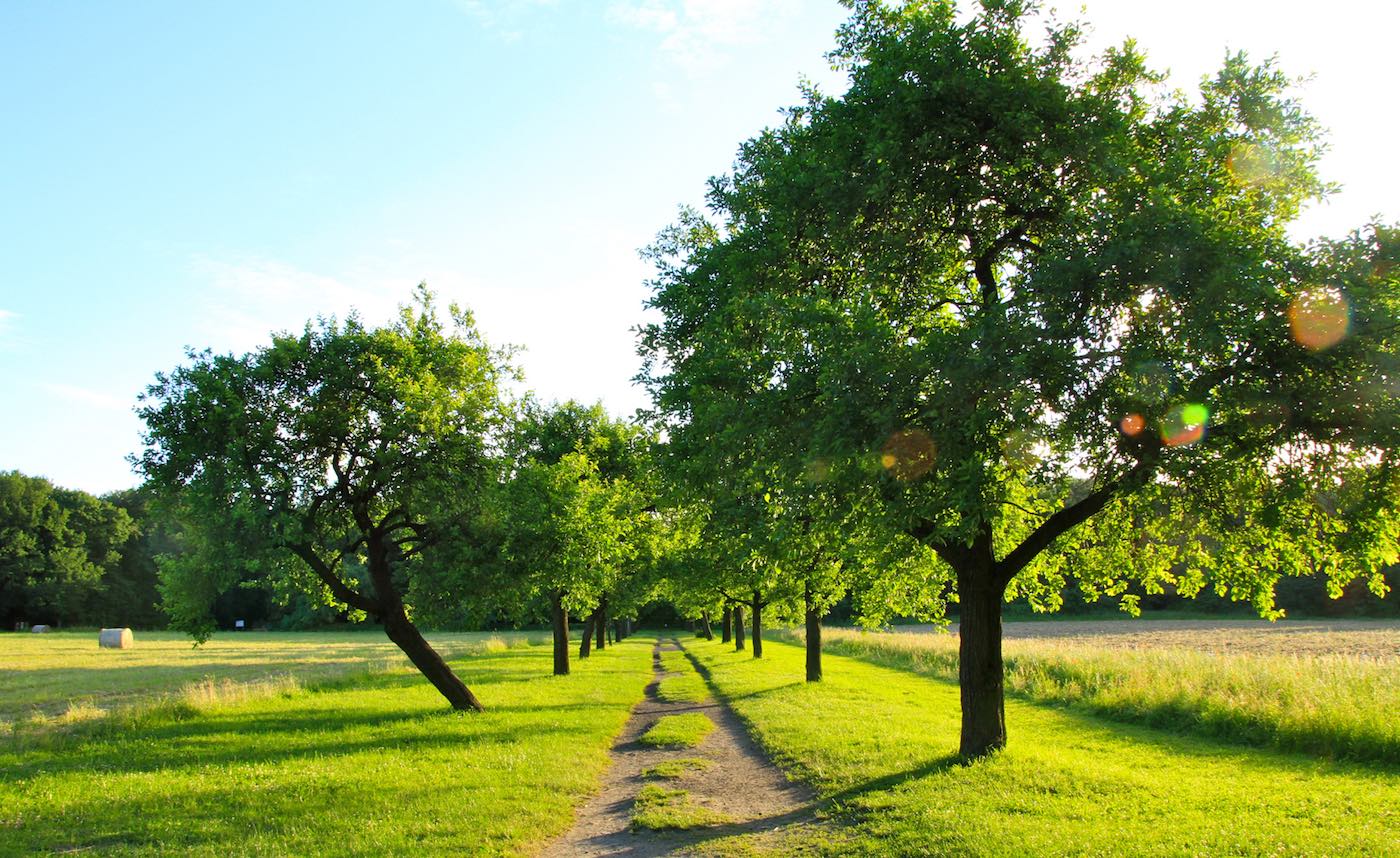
[{"x1": 1, "y1": 0, "x2": 1395, "y2": 496}]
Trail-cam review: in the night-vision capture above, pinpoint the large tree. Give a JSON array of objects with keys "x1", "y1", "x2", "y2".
[
  {"x1": 638, "y1": 0, "x2": 1400, "y2": 757},
  {"x1": 136, "y1": 288, "x2": 512, "y2": 711}
]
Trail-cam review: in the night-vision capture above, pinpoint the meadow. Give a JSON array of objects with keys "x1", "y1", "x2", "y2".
[
  {"x1": 0, "y1": 632, "x2": 652, "y2": 856},
  {"x1": 4, "y1": 623, "x2": 1399, "y2": 856},
  {"x1": 685, "y1": 636, "x2": 1400, "y2": 856}
]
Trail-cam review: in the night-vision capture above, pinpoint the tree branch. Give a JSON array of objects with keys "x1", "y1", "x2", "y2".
[{"x1": 289, "y1": 543, "x2": 380, "y2": 614}]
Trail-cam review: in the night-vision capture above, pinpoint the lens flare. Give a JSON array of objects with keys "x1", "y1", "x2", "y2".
[
  {"x1": 1161, "y1": 402, "x2": 1209, "y2": 447},
  {"x1": 1119, "y1": 413, "x2": 1146, "y2": 436},
  {"x1": 1227, "y1": 141, "x2": 1279, "y2": 187},
  {"x1": 804, "y1": 458, "x2": 832, "y2": 483},
  {"x1": 880, "y1": 429, "x2": 936, "y2": 480},
  {"x1": 1288, "y1": 287, "x2": 1350, "y2": 351}
]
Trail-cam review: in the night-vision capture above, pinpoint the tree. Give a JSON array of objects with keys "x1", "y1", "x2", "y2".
[
  {"x1": 638, "y1": 0, "x2": 1400, "y2": 757},
  {"x1": 0, "y1": 472, "x2": 136, "y2": 628},
  {"x1": 496, "y1": 401, "x2": 656, "y2": 674},
  {"x1": 136, "y1": 288, "x2": 513, "y2": 711}
]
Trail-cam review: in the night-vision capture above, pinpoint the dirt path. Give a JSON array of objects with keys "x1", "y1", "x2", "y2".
[{"x1": 537, "y1": 638, "x2": 813, "y2": 857}]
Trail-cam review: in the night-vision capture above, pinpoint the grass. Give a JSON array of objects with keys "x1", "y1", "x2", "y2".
[
  {"x1": 639, "y1": 713, "x2": 715, "y2": 748},
  {"x1": 798, "y1": 627, "x2": 1400, "y2": 763},
  {"x1": 642, "y1": 757, "x2": 713, "y2": 779},
  {"x1": 630, "y1": 784, "x2": 732, "y2": 831},
  {"x1": 0, "y1": 635, "x2": 653, "y2": 856},
  {"x1": 685, "y1": 636, "x2": 1400, "y2": 857},
  {"x1": 655, "y1": 650, "x2": 710, "y2": 704},
  {"x1": 0, "y1": 629, "x2": 544, "y2": 728}
]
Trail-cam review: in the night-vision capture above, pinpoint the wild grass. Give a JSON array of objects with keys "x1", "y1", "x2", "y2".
[
  {"x1": 794, "y1": 628, "x2": 1400, "y2": 763},
  {"x1": 639, "y1": 713, "x2": 715, "y2": 748},
  {"x1": 686, "y1": 637, "x2": 1400, "y2": 857},
  {"x1": 630, "y1": 784, "x2": 732, "y2": 830},
  {"x1": 0, "y1": 629, "x2": 546, "y2": 739},
  {"x1": 0, "y1": 636, "x2": 653, "y2": 856}
]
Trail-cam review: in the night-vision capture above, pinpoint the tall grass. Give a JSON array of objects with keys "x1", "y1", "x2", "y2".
[{"x1": 791, "y1": 628, "x2": 1400, "y2": 764}]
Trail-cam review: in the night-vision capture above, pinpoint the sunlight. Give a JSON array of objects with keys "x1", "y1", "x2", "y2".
[{"x1": 1288, "y1": 287, "x2": 1350, "y2": 350}]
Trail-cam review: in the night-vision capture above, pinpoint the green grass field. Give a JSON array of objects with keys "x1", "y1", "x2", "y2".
[
  {"x1": 0, "y1": 633, "x2": 652, "y2": 856},
  {"x1": 686, "y1": 636, "x2": 1400, "y2": 857},
  {"x1": 803, "y1": 627, "x2": 1400, "y2": 763},
  {"x1": 6, "y1": 625, "x2": 1400, "y2": 856}
]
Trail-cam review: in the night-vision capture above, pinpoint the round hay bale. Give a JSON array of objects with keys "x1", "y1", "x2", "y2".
[
  {"x1": 31, "y1": 624, "x2": 51, "y2": 633},
  {"x1": 99, "y1": 628, "x2": 134, "y2": 649}
]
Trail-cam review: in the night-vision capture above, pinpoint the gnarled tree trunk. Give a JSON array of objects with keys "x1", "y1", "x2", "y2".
[
  {"x1": 804, "y1": 580, "x2": 822, "y2": 682},
  {"x1": 721, "y1": 605, "x2": 732, "y2": 643},
  {"x1": 382, "y1": 609, "x2": 484, "y2": 711},
  {"x1": 700, "y1": 610, "x2": 713, "y2": 640},
  {"x1": 733, "y1": 605, "x2": 745, "y2": 651},
  {"x1": 595, "y1": 595, "x2": 607, "y2": 651},
  {"x1": 957, "y1": 567, "x2": 1006, "y2": 757},
  {"x1": 551, "y1": 590, "x2": 570, "y2": 676}
]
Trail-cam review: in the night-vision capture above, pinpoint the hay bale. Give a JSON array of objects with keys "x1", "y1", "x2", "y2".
[
  {"x1": 31, "y1": 624, "x2": 50, "y2": 633},
  {"x1": 99, "y1": 628, "x2": 134, "y2": 649}
]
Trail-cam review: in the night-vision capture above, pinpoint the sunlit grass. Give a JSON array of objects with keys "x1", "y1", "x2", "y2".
[
  {"x1": 639, "y1": 713, "x2": 715, "y2": 748},
  {"x1": 799, "y1": 628, "x2": 1400, "y2": 763},
  {"x1": 642, "y1": 757, "x2": 713, "y2": 779},
  {"x1": 630, "y1": 784, "x2": 732, "y2": 830},
  {"x1": 1, "y1": 629, "x2": 545, "y2": 732},
  {"x1": 0, "y1": 636, "x2": 652, "y2": 856},
  {"x1": 687, "y1": 637, "x2": 1399, "y2": 857}
]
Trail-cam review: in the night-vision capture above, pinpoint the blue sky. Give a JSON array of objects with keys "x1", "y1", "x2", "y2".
[{"x1": 2, "y1": 0, "x2": 1395, "y2": 495}]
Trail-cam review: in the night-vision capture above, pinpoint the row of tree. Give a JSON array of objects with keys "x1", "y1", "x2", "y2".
[{"x1": 56, "y1": 0, "x2": 1400, "y2": 766}]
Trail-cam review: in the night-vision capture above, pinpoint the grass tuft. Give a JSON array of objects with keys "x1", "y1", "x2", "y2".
[
  {"x1": 642, "y1": 757, "x2": 714, "y2": 779},
  {"x1": 630, "y1": 784, "x2": 732, "y2": 830},
  {"x1": 639, "y1": 713, "x2": 715, "y2": 748}
]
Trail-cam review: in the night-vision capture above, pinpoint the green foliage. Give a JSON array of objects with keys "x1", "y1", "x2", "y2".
[
  {"x1": 638, "y1": 713, "x2": 716, "y2": 748},
  {"x1": 135, "y1": 287, "x2": 513, "y2": 642},
  {"x1": 638, "y1": 0, "x2": 1399, "y2": 625},
  {"x1": 0, "y1": 471, "x2": 136, "y2": 627},
  {"x1": 686, "y1": 637, "x2": 1400, "y2": 856}
]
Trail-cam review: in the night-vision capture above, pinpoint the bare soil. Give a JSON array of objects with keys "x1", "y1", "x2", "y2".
[
  {"x1": 537, "y1": 638, "x2": 814, "y2": 857},
  {"x1": 893, "y1": 618, "x2": 1400, "y2": 659}
]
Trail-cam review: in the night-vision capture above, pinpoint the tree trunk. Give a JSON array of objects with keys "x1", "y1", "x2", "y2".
[
  {"x1": 721, "y1": 605, "x2": 732, "y2": 643},
  {"x1": 579, "y1": 610, "x2": 596, "y2": 659},
  {"x1": 733, "y1": 605, "x2": 746, "y2": 651},
  {"x1": 382, "y1": 610, "x2": 484, "y2": 711},
  {"x1": 551, "y1": 590, "x2": 570, "y2": 676},
  {"x1": 700, "y1": 610, "x2": 713, "y2": 640},
  {"x1": 750, "y1": 591, "x2": 763, "y2": 658},
  {"x1": 957, "y1": 570, "x2": 1006, "y2": 758},
  {"x1": 595, "y1": 596, "x2": 607, "y2": 651},
  {"x1": 804, "y1": 580, "x2": 822, "y2": 682}
]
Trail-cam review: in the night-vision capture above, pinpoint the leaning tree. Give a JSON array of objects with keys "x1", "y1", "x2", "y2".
[
  {"x1": 638, "y1": 0, "x2": 1400, "y2": 757},
  {"x1": 136, "y1": 288, "x2": 514, "y2": 711}
]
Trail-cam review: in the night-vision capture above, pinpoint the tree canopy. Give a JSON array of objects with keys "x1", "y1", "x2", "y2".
[
  {"x1": 136, "y1": 287, "x2": 514, "y2": 710},
  {"x1": 638, "y1": 0, "x2": 1399, "y2": 756}
]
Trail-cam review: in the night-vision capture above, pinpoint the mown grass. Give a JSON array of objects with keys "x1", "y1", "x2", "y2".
[
  {"x1": 639, "y1": 713, "x2": 715, "y2": 748},
  {"x1": 630, "y1": 784, "x2": 732, "y2": 830},
  {"x1": 687, "y1": 637, "x2": 1400, "y2": 857},
  {"x1": 796, "y1": 628, "x2": 1400, "y2": 763},
  {"x1": 0, "y1": 636, "x2": 653, "y2": 856},
  {"x1": 1, "y1": 629, "x2": 543, "y2": 728},
  {"x1": 656, "y1": 653, "x2": 710, "y2": 706}
]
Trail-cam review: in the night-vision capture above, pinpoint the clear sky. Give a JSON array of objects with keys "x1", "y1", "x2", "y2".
[{"x1": 2, "y1": 0, "x2": 1395, "y2": 495}]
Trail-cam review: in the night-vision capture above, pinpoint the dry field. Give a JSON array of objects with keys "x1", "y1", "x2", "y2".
[{"x1": 894, "y1": 618, "x2": 1400, "y2": 659}]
